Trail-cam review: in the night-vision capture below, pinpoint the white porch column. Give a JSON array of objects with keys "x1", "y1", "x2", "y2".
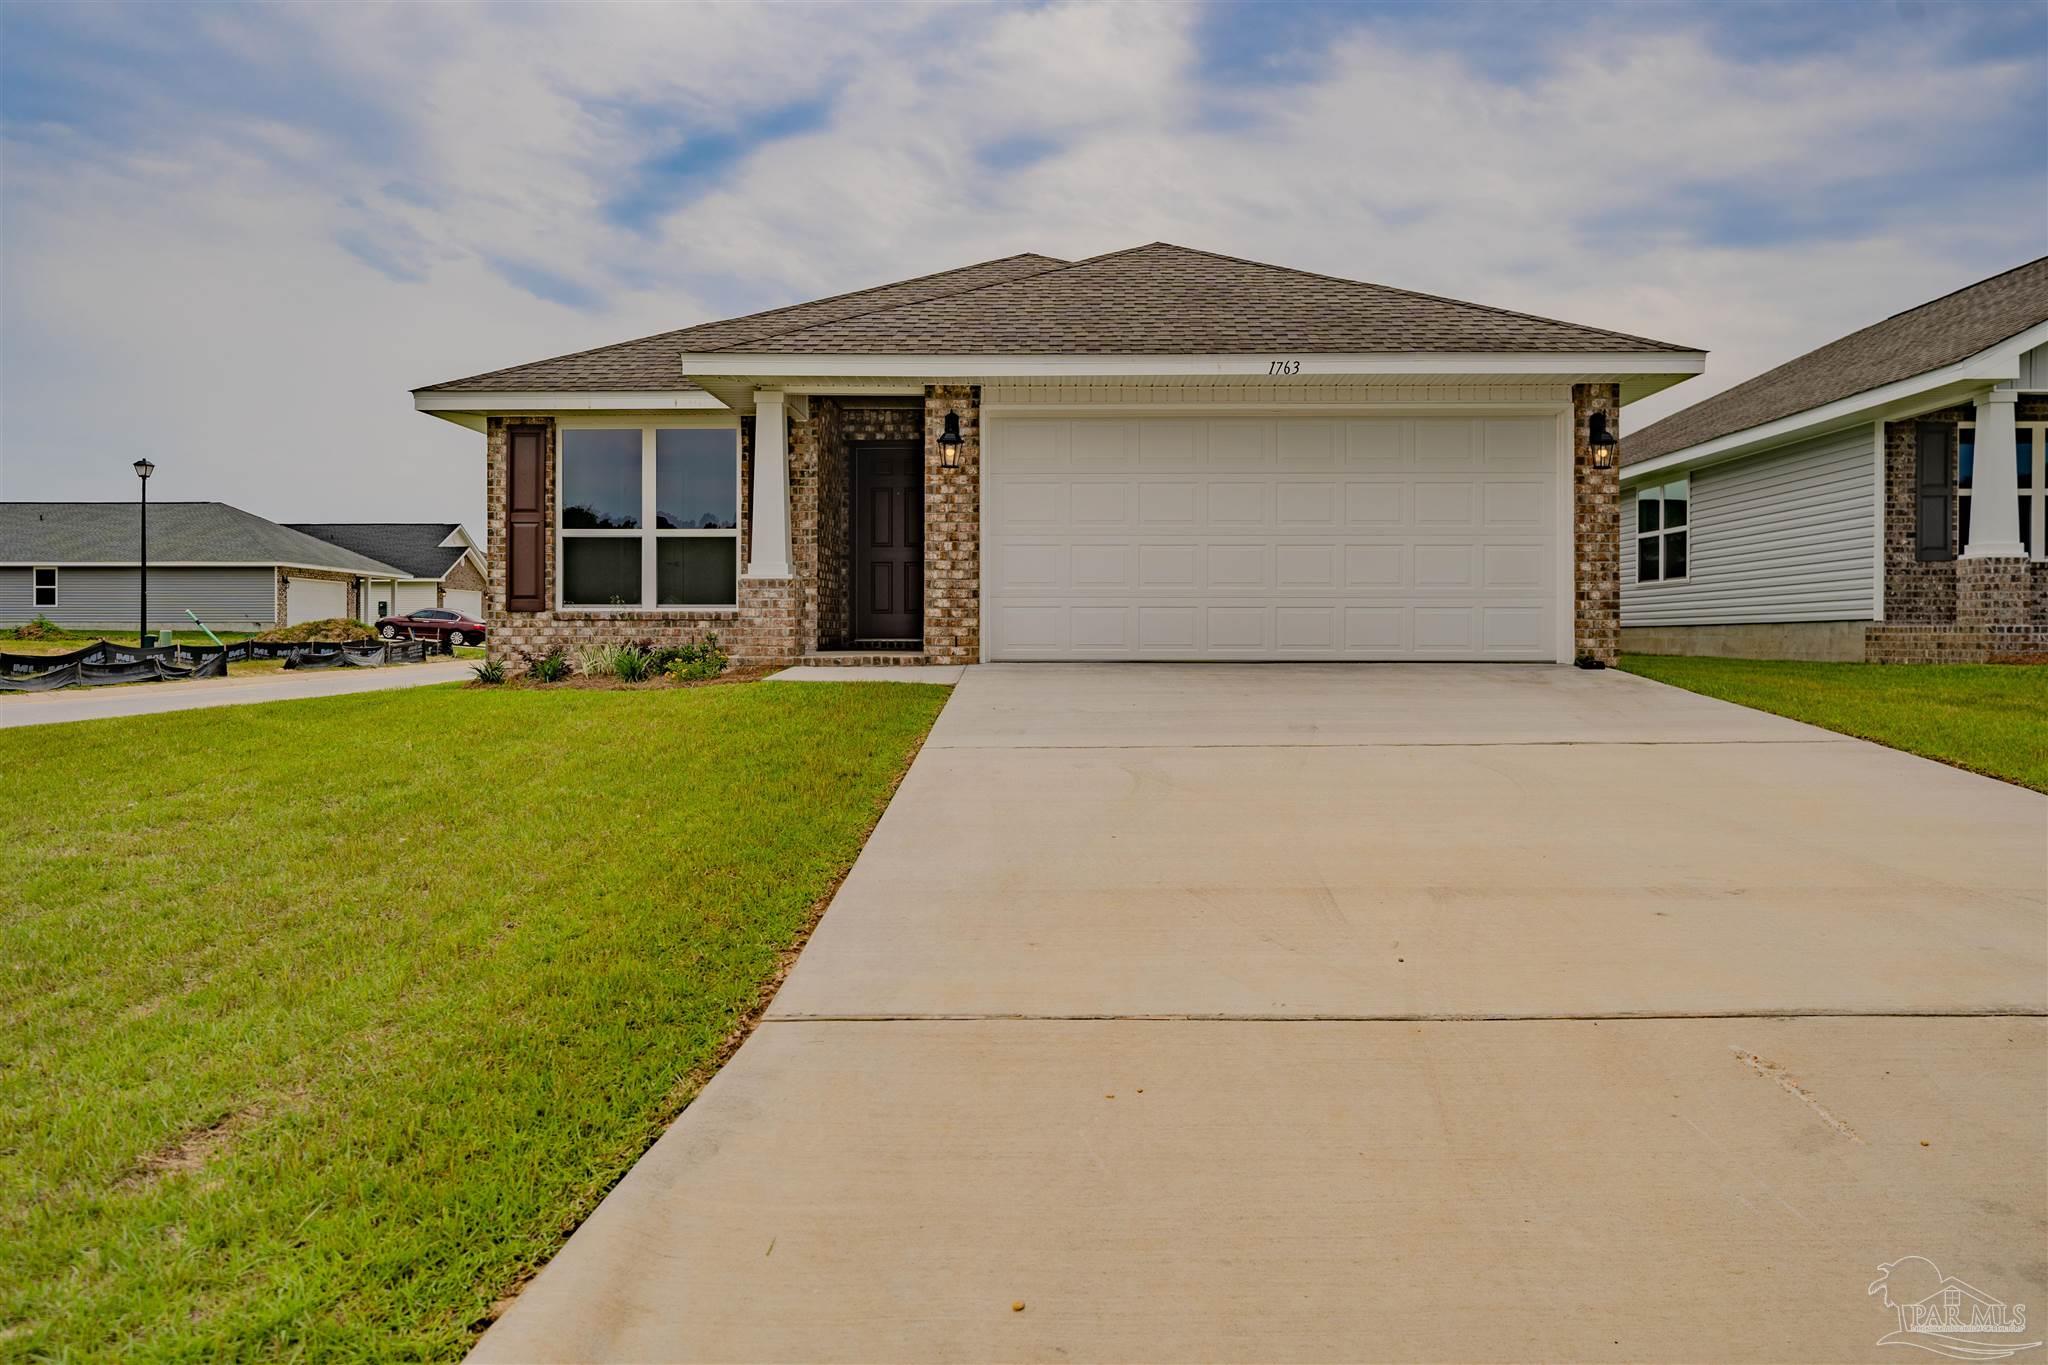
[
  {"x1": 746, "y1": 389, "x2": 793, "y2": 578},
  {"x1": 1963, "y1": 384, "x2": 2026, "y2": 558}
]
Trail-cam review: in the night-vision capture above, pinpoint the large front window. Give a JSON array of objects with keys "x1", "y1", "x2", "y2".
[
  {"x1": 1635, "y1": 475, "x2": 1689, "y2": 582},
  {"x1": 1959, "y1": 421, "x2": 2044, "y2": 557},
  {"x1": 559, "y1": 425, "x2": 739, "y2": 608}
]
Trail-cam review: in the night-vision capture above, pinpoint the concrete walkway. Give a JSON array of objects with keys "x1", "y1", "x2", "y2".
[
  {"x1": 1, "y1": 658, "x2": 473, "y2": 727},
  {"x1": 474, "y1": 664, "x2": 2048, "y2": 1363}
]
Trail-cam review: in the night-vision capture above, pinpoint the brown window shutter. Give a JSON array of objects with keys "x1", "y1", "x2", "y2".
[
  {"x1": 506, "y1": 424, "x2": 547, "y2": 611},
  {"x1": 1914, "y1": 421, "x2": 1953, "y2": 562}
]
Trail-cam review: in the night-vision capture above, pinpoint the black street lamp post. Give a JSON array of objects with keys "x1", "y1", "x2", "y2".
[{"x1": 134, "y1": 458, "x2": 155, "y2": 643}]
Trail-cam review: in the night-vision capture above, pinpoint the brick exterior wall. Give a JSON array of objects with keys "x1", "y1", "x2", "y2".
[
  {"x1": 274, "y1": 566, "x2": 361, "y2": 625},
  {"x1": 1881, "y1": 408, "x2": 1967, "y2": 625},
  {"x1": 796, "y1": 399, "x2": 846, "y2": 652},
  {"x1": 440, "y1": 555, "x2": 485, "y2": 607},
  {"x1": 481, "y1": 413, "x2": 796, "y2": 665},
  {"x1": 922, "y1": 384, "x2": 980, "y2": 664},
  {"x1": 1572, "y1": 383, "x2": 1621, "y2": 665},
  {"x1": 1867, "y1": 398, "x2": 2047, "y2": 660}
]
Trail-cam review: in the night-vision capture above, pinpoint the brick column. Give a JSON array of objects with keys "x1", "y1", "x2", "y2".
[
  {"x1": 923, "y1": 384, "x2": 980, "y2": 664},
  {"x1": 1572, "y1": 383, "x2": 1621, "y2": 665}
]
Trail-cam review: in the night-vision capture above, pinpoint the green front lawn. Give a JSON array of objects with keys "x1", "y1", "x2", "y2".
[
  {"x1": 1618, "y1": 655, "x2": 2048, "y2": 791},
  {"x1": 0, "y1": 680, "x2": 948, "y2": 1359}
]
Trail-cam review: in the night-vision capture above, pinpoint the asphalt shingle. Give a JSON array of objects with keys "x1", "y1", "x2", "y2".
[
  {"x1": 1, "y1": 502, "x2": 406, "y2": 575},
  {"x1": 414, "y1": 253, "x2": 1069, "y2": 393},
  {"x1": 284, "y1": 524, "x2": 471, "y2": 579},
  {"x1": 1626, "y1": 256, "x2": 2048, "y2": 465}
]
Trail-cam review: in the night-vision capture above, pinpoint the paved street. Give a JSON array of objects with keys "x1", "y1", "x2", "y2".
[{"x1": 1, "y1": 659, "x2": 473, "y2": 727}]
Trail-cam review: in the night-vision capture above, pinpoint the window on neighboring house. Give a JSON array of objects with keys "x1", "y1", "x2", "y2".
[
  {"x1": 32, "y1": 567, "x2": 57, "y2": 607},
  {"x1": 1634, "y1": 476, "x2": 1689, "y2": 582},
  {"x1": 1958, "y1": 421, "x2": 2044, "y2": 557},
  {"x1": 559, "y1": 425, "x2": 740, "y2": 608}
]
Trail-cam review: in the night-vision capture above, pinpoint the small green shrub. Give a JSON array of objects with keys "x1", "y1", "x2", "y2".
[
  {"x1": 575, "y1": 643, "x2": 622, "y2": 678},
  {"x1": 470, "y1": 659, "x2": 506, "y2": 684},
  {"x1": 612, "y1": 646, "x2": 655, "y2": 683},
  {"x1": 8, "y1": 614, "x2": 60, "y2": 640},
  {"x1": 527, "y1": 648, "x2": 570, "y2": 684},
  {"x1": 663, "y1": 632, "x2": 728, "y2": 682}
]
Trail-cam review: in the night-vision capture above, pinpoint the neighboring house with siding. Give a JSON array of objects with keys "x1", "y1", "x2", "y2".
[
  {"x1": 283, "y1": 523, "x2": 488, "y2": 621},
  {"x1": 0, "y1": 502, "x2": 407, "y2": 632},
  {"x1": 1621, "y1": 257, "x2": 2048, "y2": 662},
  {"x1": 412, "y1": 242, "x2": 1705, "y2": 666}
]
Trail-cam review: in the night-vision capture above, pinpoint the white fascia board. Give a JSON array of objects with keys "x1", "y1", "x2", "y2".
[
  {"x1": 411, "y1": 390, "x2": 728, "y2": 413},
  {"x1": 1621, "y1": 318, "x2": 2048, "y2": 483},
  {"x1": 677, "y1": 350, "x2": 1706, "y2": 380}
]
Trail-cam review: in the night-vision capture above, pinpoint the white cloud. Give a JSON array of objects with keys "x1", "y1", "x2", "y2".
[{"x1": 2, "y1": 1, "x2": 2041, "y2": 535}]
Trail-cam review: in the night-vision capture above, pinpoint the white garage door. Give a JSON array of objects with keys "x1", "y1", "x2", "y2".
[
  {"x1": 394, "y1": 581, "x2": 439, "y2": 614},
  {"x1": 284, "y1": 575, "x2": 349, "y2": 625},
  {"x1": 984, "y1": 414, "x2": 1563, "y2": 661},
  {"x1": 444, "y1": 588, "x2": 483, "y2": 619}
]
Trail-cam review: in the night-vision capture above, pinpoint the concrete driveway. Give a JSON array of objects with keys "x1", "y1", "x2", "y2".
[{"x1": 474, "y1": 665, "x2": 2047, "y2": 1363}]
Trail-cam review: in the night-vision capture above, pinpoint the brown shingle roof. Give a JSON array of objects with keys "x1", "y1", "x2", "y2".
[
  {"x1": 1626, "y1": 255, "x2": 2048, "y2": 466},
  {"x1": 419, "y1": 244, "x2": 1696, "y2": 396},
  {"x1": 697, "y1": 242, "x2": 1692, "y2": 356},
  {"x1": 416, "y1": 252, "x2": 1069, "y2": 393}
]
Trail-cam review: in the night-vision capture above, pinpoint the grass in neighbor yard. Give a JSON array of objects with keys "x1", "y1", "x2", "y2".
[
  {"x1": 1618, "y1": 654, "x2": 2048, "y2": 792},
  {"x1": 0, "y1": 679, "x2": 949, "y2": 1360}
]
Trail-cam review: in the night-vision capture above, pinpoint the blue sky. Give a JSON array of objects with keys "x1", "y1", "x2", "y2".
[{"x1": 2, "y1": 0, "x2": 2043, "y2": 533}]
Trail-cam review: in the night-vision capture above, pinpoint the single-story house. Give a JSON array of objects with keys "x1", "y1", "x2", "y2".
[
  {"x1": 1, "y1": 501, "x2": 406, "y2": 631},
  {"x1": 284, "y1": 523, "x2": 487, "y2": 621},
  {"x1": 1620, "y1": 257, "x2": 2048, "y2": 662},
  {"x1": 412, "y1": 243, "x2": 1704, "y2": 665}
]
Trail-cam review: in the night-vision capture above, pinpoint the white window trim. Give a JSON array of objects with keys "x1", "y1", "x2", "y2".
[
  {"x1": 555, "y1": 418, "x2": 742, "y2": 612},
  {"x1": 1956, "y1": 418, "x2": 2047, "y2": 561},
  {"x1": 1633, "y1": 475, "x2": 1691, "y2": 585},
  {"x1": 32, "y1": 566, "x2": 58, "y2": 608}
]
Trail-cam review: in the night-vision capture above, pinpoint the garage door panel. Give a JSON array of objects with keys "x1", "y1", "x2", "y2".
[
  {"x1": 1483, "y1": 480, "x2": 1548, "y2": 526},
  {"x1": 996, "y1": 482, "x2": 1065, "y2": 529},
  {"x1": 1070, "y1": 544, "x2": 1131, "y2": 588},
  {"x1": 1206, "y1": 420, "x2": 1273, "y2": 467},
  {"x1": 1275, "y1": 482, "x2": 1339, "y2": 526},
  {"x1": 987, "y1": 413, "x2": 1560, "y2": 661},
  {"x1": 1137, "y1": 482, "x2": 1199, "y2": 526},
  {"x1": 1346, "y1": 482, "x2": 1406, "y2": 525},
  {"x1": 1207, "y1": 483, "x2": 1268, "y2": 525}
]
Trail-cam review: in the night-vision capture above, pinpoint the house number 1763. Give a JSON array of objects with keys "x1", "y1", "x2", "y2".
[{"x1": 1267, "y1": 359, "x2": 1302, "y2": 375}]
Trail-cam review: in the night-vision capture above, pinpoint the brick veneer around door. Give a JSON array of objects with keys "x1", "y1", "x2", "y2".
[
  {"x1": 922, "y1": 384, "x2": 980, "y2": 664},
  {"x1": 1880, "y1": 407, "x2": 1967, "y2": 624},
  {"x1": 1572, "y1": 383, "x2": 1621, "y2": 665},
  {"x1": 482, "y1": 413, "x2": 796, "y2": 664}
]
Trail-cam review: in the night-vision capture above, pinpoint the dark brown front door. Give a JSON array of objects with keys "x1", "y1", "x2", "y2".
[{"x1": 852, "y1": 442, "x2": 923, "y2": 643}]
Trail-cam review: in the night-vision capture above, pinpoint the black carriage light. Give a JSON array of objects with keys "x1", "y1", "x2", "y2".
[
  {"x1": 936, "y1": 411, "x2": 964, "y2": 470},
  {"x1": 1588, "y1": 410, "x2": 1619, "y2": 469}
]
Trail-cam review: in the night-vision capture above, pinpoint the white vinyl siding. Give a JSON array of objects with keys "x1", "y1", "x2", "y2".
[
  {"x1": 1621, "y1": 427, "x2": 1876, "y2": 626},
  {"x1": 0, "y1": 566, "x2": 277, "y2": 630}
]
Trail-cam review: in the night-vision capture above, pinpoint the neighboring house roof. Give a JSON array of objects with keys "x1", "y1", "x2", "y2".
[
  {"x1": 692, "y1": 242, "x2": 1693, "y2": 357},
  {"x1": 285, "y1": 523, "x2": 476, "y2": 580},
  {"x1": 415, "y1": 252, "x2": 1070, "y2": 393},
  {"x1": 1626, "y1": 255, "x2": 2048, "y2": 466},
  {"x1": 416, "y1": 243, "x2": 1695, "y2": 395},
  {"x1": 0, "y1": 502, "x2": 405, "y2": 575}
]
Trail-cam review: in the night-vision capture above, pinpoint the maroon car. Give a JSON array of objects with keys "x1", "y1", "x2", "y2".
[{"x1": 377, "y1": 607, "x2": 486, "y2": 646}]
